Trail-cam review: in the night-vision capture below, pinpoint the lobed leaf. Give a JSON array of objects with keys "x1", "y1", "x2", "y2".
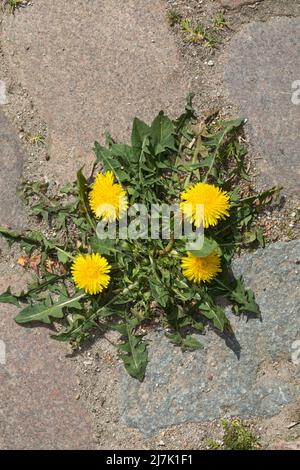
[{"x1": 15, "y1": 291, "x2": 85, "y2": 325}]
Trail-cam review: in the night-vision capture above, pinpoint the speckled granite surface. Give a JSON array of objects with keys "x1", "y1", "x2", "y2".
[
  {"x1": 120, "y1": 241, "x2": 300, "y2": 436},
  {"x1": 1, "y1": 0, "x2": 187, "y2": 181},
  {"x1": 225, "y1": 18, "x2": 300, "y2": 194},
  {"x1": 0, "y1": 111, "x2": 24, "y2": 228}
]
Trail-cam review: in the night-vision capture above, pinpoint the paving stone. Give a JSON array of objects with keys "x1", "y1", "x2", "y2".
[
  {"x1": 0, "y1": 274, "x2": 94, "y2": 449},
  {"x1": 119, "y1": 241, "x2": 300, "y2": 436},
  {"x1": 225, "y1": 18, "x2": 300, "y2": 194},
  {"x1": 1, "y1": 0, "x2": 187, "y2": 181},
  {"x1": 0, "y1": 111, "x2": 24, "y2": 228},
  {"x1": 0, "y1": 0, "x2": 189, "y2": 448}
]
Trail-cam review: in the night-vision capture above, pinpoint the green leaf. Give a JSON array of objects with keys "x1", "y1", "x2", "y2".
[
  {"x1": 166, "y1": 331, "x2": 202, "y2": 350},
  {"x1": 15, "y1": 291, "x2": 85, "y2": 324},
  {"x1": 51, "y1": 313, "x2": 93, "y2": 344},
  {"x1": 0, "y1": 288, "x2": 20, "y2": 306},
  {"x1": 131, "y1": 117, "x2": 150, "y2": 153},
  {"x1": 230, "y1": 277, "x2": 259, "y2": 315},
  {"x1": 56, "y1": 249, "x2": 69, "y2": 263},
  {"x1": 0, "y1": 275, "x2": 65, "y2": 307},
  {"x1": 93, "y1": 142, "x2": 128, "y2": 182},
  {"x1": 166, "y1": 331, "x2": 182, "y2": 347},
  {"x1": 110, "y1": 143, "x2": 137, "y2": 166},
  {"x1": 174, "y1": 92, "x2": 196, "y2": 133},
  {"x1": 203, "y1": 118, "x2": 245, "y2": 183},
  {"x1": 0, "y1": 226, "x2": 49, "y2": 254},
  {"x1": 94, "y1": 141, "x2": 112, "y2": 164},
  {"x1": 256, "y1": 227, "x2": 265, "y2": 247},
  {"x1": 192, "y1": 318, "x2": 205, "y2": 332},
  {"x1": 77, "y1": 168, "x2": 96, "y2": 229},
  {"x1": 182, "y1": 334, "x2": 203, "y2": 350},
  {"x1": 115, "y1": 317, "x2": 148, "y2": 381},
  {"x1": 190, "y1": 237, "x2": 219, "y2": 257},
  {"x1": 206, "y1": 118, "x2": 245, "y2": 149},
  {"x1": 149, "y1": 279, "x2": 169, "y2": 308},
  {"x1": 105, "y1": 131, "x2": 115, "y2": 147},
  {"x1": 90, "y1": 236, "x2": 115, "y2": 255},
  {"x1": 199, "y1": 302, "x2": 228, "y2": 332},
  {"x1": 242, "y1": 231, "x2": 257, "y2": 245},
  {"x1": 150, "y1": 111, "x2": 176, "y2": 155}
]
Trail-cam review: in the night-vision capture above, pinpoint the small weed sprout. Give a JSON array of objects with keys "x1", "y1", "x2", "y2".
[
  {"x1": 166, "y1": 8, "x2": 182, "y2": 27},
  {"x1": 181, "y1": 19, "x2": 218, "y2": 48},
  {"x1": 25, "y1": 131, "x2": 45, "y2": 145},
  {"x1": 4, "y1": 0, "x2": 27, "y2": 14},
  {"x1": 213, "y1": 11, "x2": 227, "y2": 31},
  {"x1": 208, "y1": 419, "x2": 261, "y2": 450}
]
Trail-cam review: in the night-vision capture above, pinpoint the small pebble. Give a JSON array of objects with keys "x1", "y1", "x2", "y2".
[{"x1": 207, "y1": 60, "x2": 214, "y2": 67}]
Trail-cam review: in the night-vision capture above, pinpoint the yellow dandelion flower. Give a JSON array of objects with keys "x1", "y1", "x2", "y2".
[
  {"x1": 89, "y1": 171, "x2": 128, "y2": 222},
  {"x1": 181, "y1": 251, "x2": 222, "y2": 283},
  {"x1": 71, "y1": 253, "x2": 111, "y2": 295},
  {"x1": 180, "y1": 182, "x2": 230, "y2": 228}
]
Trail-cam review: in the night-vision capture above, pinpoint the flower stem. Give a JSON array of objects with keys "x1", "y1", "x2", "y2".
[
  {"x1": 158, "y1": 237, "x2": 175, "y2": 256},
  {"x1": 184, "y1": 136, "x2": 201, "y2": 188},
  {"x1": 54, "y1": 246, "x2": 74, "y2": 260}
]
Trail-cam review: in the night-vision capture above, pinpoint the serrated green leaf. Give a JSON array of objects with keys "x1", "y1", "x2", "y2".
[
  {"x1": 93, "y1": 142, "x2": 128, "y2": 183},
  {"x1": 89, "y1": 236, "x2": 115, "y2": 255},
  {"x1": 131, "y1": 117, "x2": 150, "y2": 154},
  {"x1": 150, "y1": 111, "x2": 176, "y2": 155},
  {"x1": 94, "y1": 141, "x2": 112, "y2": 164},
  {"x1": 149, "y1": 279, "x2": 169, "y2": 308},
  {"x1": 174, "y1": 92, "x2": 196, "y2": 133},
  {"x1": 0, "y1": 288, "x2": 20, "y2": 306},
  {"x1": 205, "y1": 118, "x2": 245, "y2": 149},
  {"x1": 15, "y1": 291, "x2": 85, "y2": 324},
  {"x1": 0, "y1": 226, "x2": 49, "y2": 253},
  {"x1": 110, "y1": 143, "x2": 137, "y2": 168},
  {"x1": 182, "y1": 334, "x2": 203, "y2": 350},
  {"x1": 51, "y1": 313, "x2": 88, "y2": 343},
  {"x1": 115, "y1": 317, "x2": 148, "y2": 381},
  {"x1": 199, "y1": 302, "x2": 228, "y2": 332},
  {"x1": 0, "y1": 275, "x2": 64, "y2": 306},
  {"x1": 230, "y1": 277, "x2": 259, "y2": 315},
  {"x1": 166, "y1": 331, "x2": 182, "y2": 347},
  {"x1": 242, "y1": 231, "x2": 257, "y2": 244}
]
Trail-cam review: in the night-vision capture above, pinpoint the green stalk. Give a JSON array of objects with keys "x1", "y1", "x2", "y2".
[
  {"x1": 157, "y1": 237, "x2": 175, "y2": 256},
  {"x1": 184, "y1": 136, "x2": 202, "y2": 188},
  {"x1": 53, "y1": 246, "x2": 75, "y2": 260}
]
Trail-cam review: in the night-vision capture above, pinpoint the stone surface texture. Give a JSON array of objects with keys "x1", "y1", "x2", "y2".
[
  {"x1": 220, "y1": 0, "x2": 262, "y2": 8},
  {"x1": 0, "y1": 0, "x2": 189, "y2": 448},
  {"x1": 0, "y1": 274, "x2": 94, "y2": 449},
  {"x1": 1, "y1": 0, "x2": 187, "y2": 181},
  {"x1": 1, "y1": 0, "x2": 300, "y2": 449},
  {"x1": 225, "y1": 18, "x2": 300, "y2": 194},
  {"x1": 120, "y1": 241, "x2": 300, "y2": 436},
  {"x1": 0, "y1": 111, "x2": 24, "y2": 228}
]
